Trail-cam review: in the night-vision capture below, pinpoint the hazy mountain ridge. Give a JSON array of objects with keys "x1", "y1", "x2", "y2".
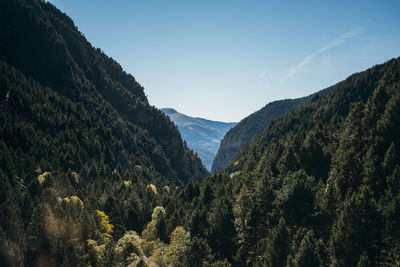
[
  {"x1": 211, "y1": 86, "x2": 333, "y2": 173},
  {"x1": 162, "y1": 108, "x2": 236, "y2": 170}
]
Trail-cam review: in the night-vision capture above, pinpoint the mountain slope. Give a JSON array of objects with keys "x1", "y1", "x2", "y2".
[
  {"x1": 0, "y1": 0, "x2": 208, "y2": 265},
  {"x1": 0, "y1": 0, "x2": 207, "y2": 184},
  {"x1": 166, "y1": 57, "x2": 400, "y2": 265},
  {"x1": 226, "y1": 57, "x2": 400, "y2": 266},
  {"x1": 211, "y1": 87, "x2": 332, "y2": 173},
  {"x1": 162, "y1": 108, "x2": 236, "y2": 170}
]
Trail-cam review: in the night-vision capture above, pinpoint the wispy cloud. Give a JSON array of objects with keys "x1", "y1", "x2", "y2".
[
  {"x1": 283, "y1": 27, "x2": 364, "y2": 79},
  {"x1": 258, "y1": 68, "x2": 270, "y2": 78}
]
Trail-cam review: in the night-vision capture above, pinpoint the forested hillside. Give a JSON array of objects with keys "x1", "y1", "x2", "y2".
[
  {"x1": 0, "y1": 0, "x2": 207, "y2": 185},
  {"x1": 211, "y1": 87, "x2": 332, "y2": 174},
  {"x1": 0, "y1": 0, "x2": 208, "y2": 265},
  {"x1": 164, "y1": 57, "x2": 400, "y2": 266}
]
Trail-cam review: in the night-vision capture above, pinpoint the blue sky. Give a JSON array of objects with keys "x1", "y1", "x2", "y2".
[{"x1": 48, "y1": 0, "x2": 400, "y2": 121}]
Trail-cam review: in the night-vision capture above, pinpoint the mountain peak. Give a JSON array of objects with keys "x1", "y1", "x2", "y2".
[{"x1": 161, "y1": 108, "x2": 178, "y2": 115}]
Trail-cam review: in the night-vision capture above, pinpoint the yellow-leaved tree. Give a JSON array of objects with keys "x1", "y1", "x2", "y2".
[{"x1": 96, "y1": 209, "x2": 114, "y2": 243}]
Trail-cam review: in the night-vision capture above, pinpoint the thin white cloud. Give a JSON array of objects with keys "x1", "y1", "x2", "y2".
[
  {"x1": 258, "y1": 67, "x2": 270, "y2": 78},
  {"x1": 283, "y1": 27, "x2": 364, "y2": 79}
]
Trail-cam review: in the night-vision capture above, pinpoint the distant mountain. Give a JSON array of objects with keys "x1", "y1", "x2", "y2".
[
  {"x1": 162, "y1": 108, "x2": 236, "y2": 170},
  {"x1": 211, "y1": 87, "x2": 333, "y2": 173}
]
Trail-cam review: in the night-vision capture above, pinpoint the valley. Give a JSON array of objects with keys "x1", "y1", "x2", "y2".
[
  {"x1": 162, "y1": 108, "x2": 236, "y2": 171},
  {"x1": 0, "y1": 0, "x2": 399, "y2": 266}
]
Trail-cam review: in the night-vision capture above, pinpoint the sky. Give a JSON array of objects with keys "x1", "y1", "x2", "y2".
[{"x1": 48, "y1": 0, "x2": 400, "y2": 122}]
